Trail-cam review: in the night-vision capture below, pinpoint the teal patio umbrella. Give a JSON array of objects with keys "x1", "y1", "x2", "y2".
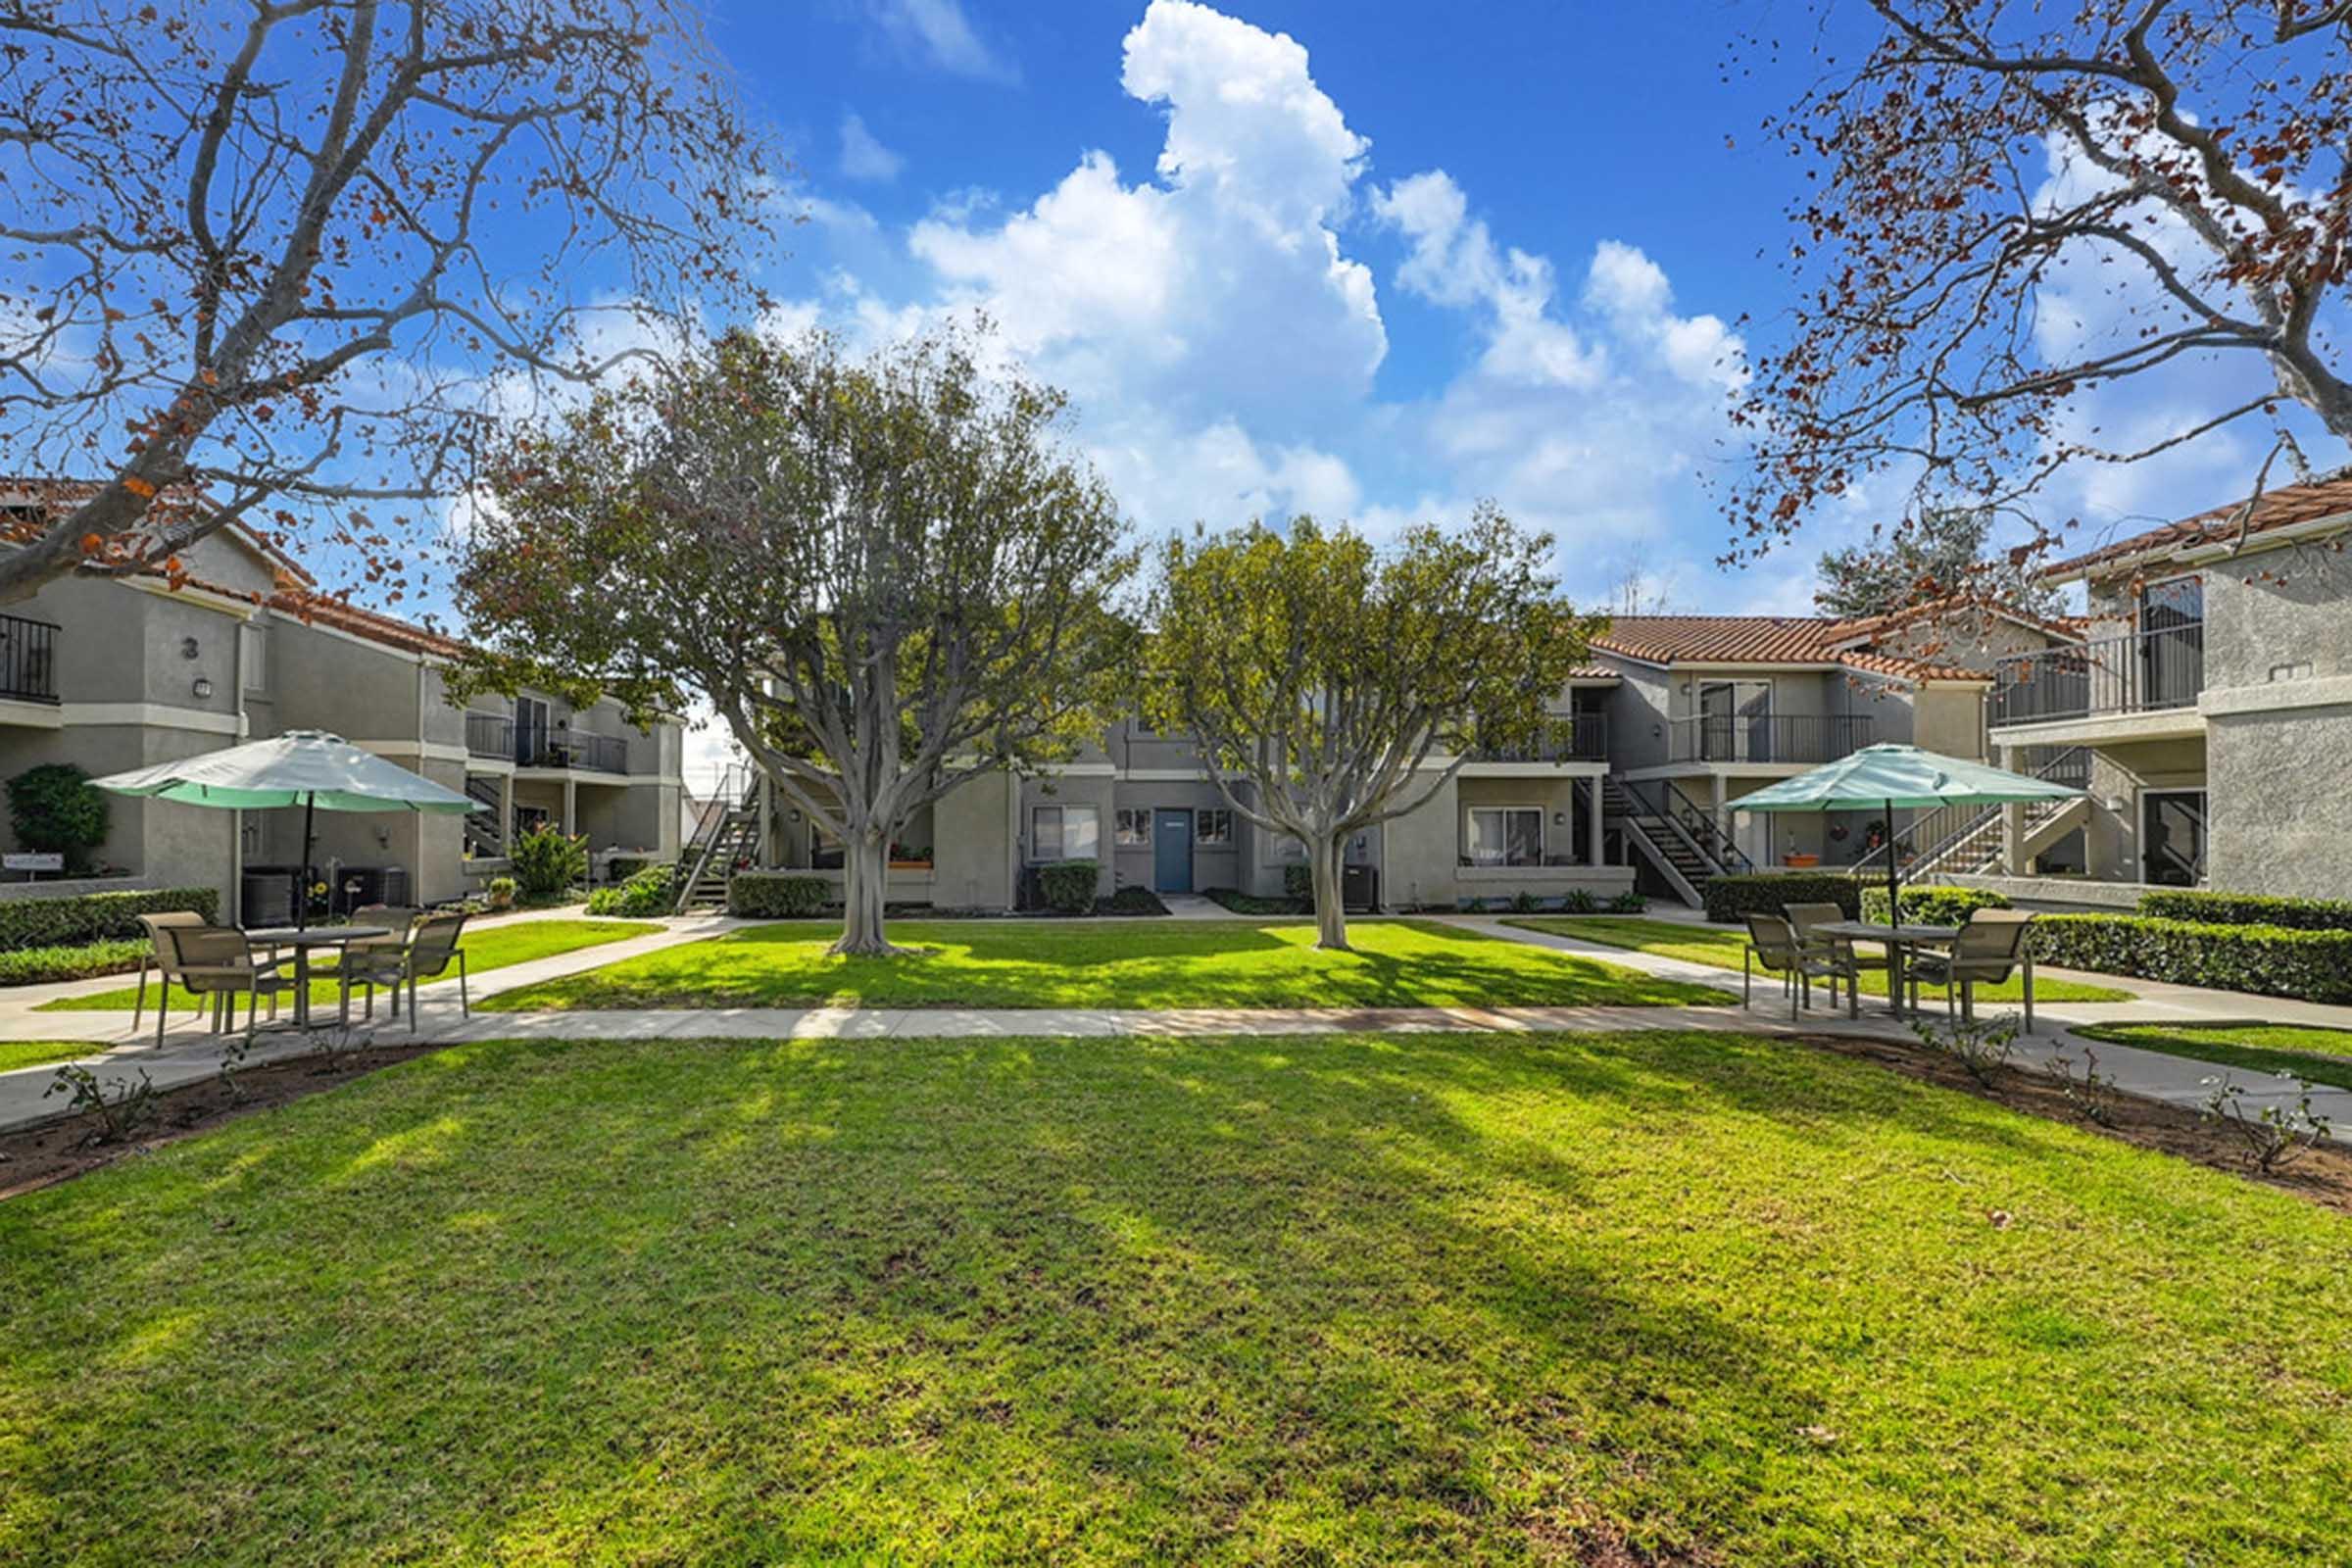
[
  {"x1": 91, "y1": 728, "x2": 475, "y2": 928},
  {"x1": 1731, "y1": 744, "x2": 2086, "y2": 922}
]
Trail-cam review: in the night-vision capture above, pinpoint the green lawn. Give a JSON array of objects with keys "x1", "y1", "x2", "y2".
[
  {"x1": 2075, "y1": 1021, "x2": 2352, "y2": 1092},
  {"x1": 38, "y1": 918, "x2": 663, "y2": 1014},
  {"x1": 4, "y1": 1031, "x2": 2348, "y2": 1564},
  {"x1": 482, "y1": 918, "x2": 1733, "y2": 1011},
  {"x1": 1506, "y1": 916, "x2": 2134, "y2": 1004},
  {"x1": 0, "y1": 1040, "x2": 99, "y2": 1074}
]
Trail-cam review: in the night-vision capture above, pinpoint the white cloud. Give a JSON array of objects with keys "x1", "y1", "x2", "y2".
[
  {"x1": 863, "y1": 0, "x2": 1018, "y2": 84},
  {"x1": 837, "y1": 112, "x2": 905, "y2": 183}
]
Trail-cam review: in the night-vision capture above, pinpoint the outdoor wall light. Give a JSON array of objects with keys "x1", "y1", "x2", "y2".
[
  {"x1": 180, "y1": 636, "x2": 201, "y2": 660},
  {"x1": 1552, "y1": 810, "x2": 1567, "y2": 825},
  {"x1": 191, "y1": 676, "x2": 214, "y2": 700}
]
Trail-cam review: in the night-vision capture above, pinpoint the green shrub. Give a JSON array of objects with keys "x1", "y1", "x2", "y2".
[
  {"x1": 0, "y1": 937, "x2": 149, "y2": 986},
  {"x1": 1605, "y1": 889, "x2": 1646, "y2": 914},
  {"x1": 6, "y1": 762, "x2": 110, "y2": 873},
  {"x1": 1703, "y1": 872, "x2": 1861, "y2": 923},
  {"x1": 1098, "y1": 885, "x2": 1169, "y2": 916},
  {"x1": 1510, "y1": 889, "x2": 1544, "y2": 914},
  {"x1": 1860, "y1": 886, "x2": 2012, "y2": 925},
  {"x1": 728, "y1": 872, "x2": 830, "y2": 919},
  {"x1": 0, "y1": 885, "x2": 217, "y2": 953},
  {"x1": 1038, "y1": 859, "x2": 1100, "y2": 915},
  {"x1": 2137, "y1": 888, "x2": 2352, "y2": 933},
  {"x1": 605, "y1": 854, "x2": 661, "y2": 884},
  {"x1": 586, "y1": 864, "x2": 676, "y2": 918},
  {"x1": 1200, "y1": 886, "x2": 1299, "y2": 915},
  {"x1": 1559, "y1": 889, "x2": 1600, "y2": 914},
  {"x1": 1283, "y1": 862, "x2": 1312, "y2": 904},
  {"x1": 2029, "y1": 914, "x2": 2352, "y2": 1004},
  {"x1": 509, "y1": 826, "x2": 588, "y2": 900}
]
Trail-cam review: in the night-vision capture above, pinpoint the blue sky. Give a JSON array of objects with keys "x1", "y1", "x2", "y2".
[{"x1": 688, "y1": 0, "x2": 1864, "y2": 612}]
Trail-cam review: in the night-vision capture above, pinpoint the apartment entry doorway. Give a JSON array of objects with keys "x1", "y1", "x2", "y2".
[
  {"x1": 2142, "y1": 789, "x2": 2207, "y2": 887},
  {"x1": 1152, "y1": 808, "x2": 1193, "y2": 893}
]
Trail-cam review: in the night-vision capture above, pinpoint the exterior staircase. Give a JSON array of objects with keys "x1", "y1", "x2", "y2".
[
  {"x1": 462, "y1": 775, "x2": 506, "y2": 860},
  {"x1": 673, "y1": 766, "x2": 761, "y2": 913},
  {"x1": 1853, "y1": 747, "x2": 2090, "y2": 882},
  {"x1": 1602, "y1": 775, "x2": 1749, "y2": 908}
]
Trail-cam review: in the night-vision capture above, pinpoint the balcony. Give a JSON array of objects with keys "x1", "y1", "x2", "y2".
[
  {"x1": 1666, "y1": 713, "x2": 1872, "y2": 765},
  {"x1": 1992, "y1": 623, "x2": 2204, "y2": 727},
  {"x1": 517, "y1": 730, "x2": 628, "y2": 774},
  {"x1": 1473, "y1": 711, "x2": 1607, "y2": 763},
  {"x1": 464, "y1": 711, "x2": 513, "y2": 760},
  {"x1": 0, "y1": 612, "x2": 60, "y2": 705}
]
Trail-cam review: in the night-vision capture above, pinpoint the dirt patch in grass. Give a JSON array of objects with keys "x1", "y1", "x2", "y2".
[
  {"x1": 0, "y1": 1043, "x2": 439, "y2": 1200},
  {"x1": 1801, "y1": 1031, "x2": 2352, "y2": 1215}
]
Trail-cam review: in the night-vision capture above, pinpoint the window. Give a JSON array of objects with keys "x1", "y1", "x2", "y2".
[
  {"x1": 1031, "y1": 804, "x2": 1100, "y2": 862},
  {"x1": 239, "y1": 622, "x2": 268, "y2": 693},
  {"x1": 1467, "y1": 807, "x2": 1544, "y2": 867},
  {"x1": 1195, "y1": 808, "x2": 1232, "y2": 845},
  {"x1": 1114, "y1": 807, "x2": 1152, "y2": 847},
  {"x1": 2141, "y1": 790, "x2": 2206, "y2": 887},
  {"x1": 515, "y1": 696, "x2": 551, "y2": 764}
]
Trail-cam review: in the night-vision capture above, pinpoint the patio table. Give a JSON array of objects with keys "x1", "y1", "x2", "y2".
[
  {"x1": 1812, "y1": 920, "x2": 1960, "y2": 1020},
  {"x1": 243, "y1": 925, "x2": 391, "y2": 1030}
]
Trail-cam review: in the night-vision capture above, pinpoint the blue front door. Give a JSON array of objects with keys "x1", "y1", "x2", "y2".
[{"x1": 1152, "y1": 809, "x2": 1193, "y2": 893}]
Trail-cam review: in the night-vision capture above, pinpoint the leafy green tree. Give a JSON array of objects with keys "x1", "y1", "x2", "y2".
[
  {"x1": 455, "y1": 328, "x2": 1136, "y2": 956},
  {"x1": 1145, "y1": 511, "x2": 1597, "y2": 951},
  {"x1": 1815, "y1": 507, "x2": 2062, "y2": 620},
  {"x1": 6, "y1": 763, "x2": 110, "y2": 873}
]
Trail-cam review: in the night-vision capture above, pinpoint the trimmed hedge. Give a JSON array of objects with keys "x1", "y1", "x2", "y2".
[
  {"x1": 2029, "y1": 914, "x2": 2352, "y2": 1004},
  {"x1": 586, "y1": 864, "x2": 676, "y2": 918},
  {"x1": 1283, "y1": 863, "x2": 1313, "y2": 904},
  {"x1": 1097, "y1": 885, "x2": 1169, "y2": 916},
  {"x1": 1860, "y1": 886, "x2": 2012, "y2": 925},
  {"x1": 604, "y1": 854, "x2": 663, "y2": 885},
  {"x1": 1202, "y1": 886, "x2": 1301, "y2": 915},
  {"x1": 0, "y1": 886, "x2": 218, "y2": 953},
  {"x1": 2137, "y1": 888, "x2": 2352, "y2": 934},
  {"x1": 0, "y1": 937, "x2": 149, "y2": 986},
  {"x1": 1703, "y1": 873, "x2": 1862, "y2": 924},
  {"x1": 728, "y1": 872, "x2": 830, "y2": 919},
  {"x1": 1038, "y1": 859, "x2": 1100, "y2": 915}
]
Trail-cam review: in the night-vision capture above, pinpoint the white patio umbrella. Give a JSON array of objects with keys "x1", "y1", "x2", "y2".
[
  {"x1": 90, "y1": 728, "x2": 475, "y2": 928},
  {"x1": 1732, "y1": 744, "x2": 2087, "y2": 920}
]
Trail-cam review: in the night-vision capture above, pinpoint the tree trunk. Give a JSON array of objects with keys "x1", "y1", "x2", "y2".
[
  {"x1": 831, "y1": 831, "x2": 902, "y2": 956},
  {"x1": 1310, "y1": 836, "x2": 1350, "y2": 951}
]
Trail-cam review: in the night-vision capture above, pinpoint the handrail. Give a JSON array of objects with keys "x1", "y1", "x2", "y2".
[
  {"x1": 1854, "y1": 745, "x2": 2089, "y2": 876},
  {"x1": 1992, "y1": 622, "x2": 2203, "y2": 724},
  {"x1": 1618, "y1": 775, "x2": 1755, "y2": 875},
  {"x1": 1473, "y1": 711, "x2": 1607, "y2": 763},
  {"x1": 464, "y1": 711, "x2": 512, "y2": 758},
  {"x1": 1666, "y1": 712, "x2": 1872, "y2": 765}
]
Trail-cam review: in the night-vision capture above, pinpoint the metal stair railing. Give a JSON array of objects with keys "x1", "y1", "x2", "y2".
[
  {"x1": 673, "y1": 765, "x2": 760, "y2": 913},
  {"x1": 1852, "y1": 746, "x2": 2089, "y2": 880},
  {"x1": 1617, "y1": 776, "x2": 1754, "y2": 876}
]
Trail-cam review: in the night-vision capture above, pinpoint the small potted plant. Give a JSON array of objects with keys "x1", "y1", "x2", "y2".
[
  {"x1": 487, "y1": 875, "x2": 516, "y2": 911},
  {"x1": 1782, "y1": 835, "x2": 1819, "y2": 869}
]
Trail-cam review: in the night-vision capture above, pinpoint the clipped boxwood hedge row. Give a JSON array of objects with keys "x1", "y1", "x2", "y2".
[
  {"x1": 2028, "y1": 914, "x2": 2352, "y2": 1004},
  {"x1": 1702, "y1": 872, "x2": 1862, "y2": 923},
  {"x1": 1860, "y1": 886, "x2": 2012, "y2": 926},
  {"x1": 0, "y1": 937, "x2": 150, "y2": 986},
  {"x1": 1038, "y1": 858, "x2": 1100, "y2": 915},
  {"x1": 0, "y1": 886, "x2": 218, "y2": 953},
  {"x1": 2136, "y1": 888, "x2": 2352, "y2": 934},
  {"x1": 727, "y1": 872, "x2": 830, "y2": 919}
]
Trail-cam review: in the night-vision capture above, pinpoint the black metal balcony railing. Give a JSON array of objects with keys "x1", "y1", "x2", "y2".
[
  {"x1": 1473, "y1": 711, "x2": 1608, "y2": 763},
  {"x1": 1667, "y1": 713, "x2": 1872, "y2": 765},
  {"x1": 516, "y1": 730, "x2": 629, "y2": 773},
  {"x1": 465, "y1": 711, "x2": 513, "y2": 759},
  {"x1": 1992, "y1": 622, "x2": 2204, "y2": 726},
  {"x1": 0, "y1": 612, "x2": 60, "y2": 704}
]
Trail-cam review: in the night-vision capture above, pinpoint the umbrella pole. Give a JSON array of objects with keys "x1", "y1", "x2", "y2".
[
  {"x1": 1886, "y1": 796, "x2": 1899, "y2": 926},
  {"x1": 296, "y1": 791, "x2": 315, "y2": 931}
]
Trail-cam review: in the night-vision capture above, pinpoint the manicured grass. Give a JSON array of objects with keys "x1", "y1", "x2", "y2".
[
  {"x1": 4, "y1": 1030, "x2": 2348, "y2": 1564},
  {"x1": 0, "y1": 1041, "x2": 99, "y2": 1074},
  {"x1": 1507, "y1": 915, "x2": 2135, "y2": 1004},
  {"x1": 482, "y1": 918, "x2": 1733, "y2": 1011},
  {"x1": 37, "y1": 918, "x2": 663, "y2": 1014},
  {"x1": 2075, "y1": 1021, "x2": 2352, "y2": 1092}
]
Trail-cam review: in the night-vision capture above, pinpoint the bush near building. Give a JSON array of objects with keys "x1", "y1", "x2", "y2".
[
  {"x1": 2028, "y1": 915, "x2": 2352, "y2": 1005},
  {"x1": 1703, "y1": 872, "x2": 1863, "y2": 923},
  {"x1": 2137, "y1": 888, "x2": 2352, "y2": 933}
]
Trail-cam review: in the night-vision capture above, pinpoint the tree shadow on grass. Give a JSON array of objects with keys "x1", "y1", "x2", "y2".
[{"x1": 2, "y1": 1030, "x2": 2344, "y2": 1564}]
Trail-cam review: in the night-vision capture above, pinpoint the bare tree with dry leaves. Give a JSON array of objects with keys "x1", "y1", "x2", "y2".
[
  {"x1": 1731, "y1": 1, "x2": 2352, "y2": 577},
  {"x1": 0, "y1": 0, "x2": 776, "y2": 604}
]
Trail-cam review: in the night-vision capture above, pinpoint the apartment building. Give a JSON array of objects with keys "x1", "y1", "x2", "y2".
[
  {"x1": 1976, "y1": 475, "x2": 2352, "y2": 904},
  {"x1": 0, "y1": 485, "x2": 682, "y2": 918}
]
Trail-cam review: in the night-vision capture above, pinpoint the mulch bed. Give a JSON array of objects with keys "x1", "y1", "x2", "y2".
[{"x1": 7, "y1": 1027, "x2": 2351, "y2": 1214}]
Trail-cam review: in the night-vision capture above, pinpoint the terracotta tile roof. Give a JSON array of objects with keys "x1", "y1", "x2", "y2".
[
  {"x1": 1592, "y1": 614, "x2": 1996, "y2": 682},
  {"x1": 1825, "y1": 594, "x2": 2078, "y2": 646},
  {"x1": 2045, "y1": 472, "x2": 2352, "y2": 577},
  {"x1": 165, "y1": 571, "x2": 473, "y2": 661},
  {"x1": 0, "y1": 475, "x2": 316, "y2": 585}
]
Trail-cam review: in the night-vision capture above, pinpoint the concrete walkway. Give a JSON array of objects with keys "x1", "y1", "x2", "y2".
[{"x1": 4, "y1": 906, "x2": 2348, "y2": 1136}]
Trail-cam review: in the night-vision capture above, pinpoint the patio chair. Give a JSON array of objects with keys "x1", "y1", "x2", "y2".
[
  {"x1": 340, "y1": 909, "x2": 470, "y2": 1032},
  {"x1": 1905, "y1": 909, "x2": 2037, "y2": 1031},
  {"x1": 131, "y1": 910, "x2": 208, "y2": 1033},
  {"x1": 1742, "y1": 913, "x2": 1842, "y2": 1019},
  {"x1": 1785, "y1": 900, "x2": 1886, "y2": 1021},
  {"x1": 158, "y1": 924, "x2": 297, "y2": 1045},
  {"x1": 346, "y1": 904, "x2": 421, "y2": 949}
]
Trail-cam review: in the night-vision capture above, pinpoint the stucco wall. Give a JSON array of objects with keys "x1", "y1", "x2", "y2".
[
  {"x1": 2202, "y1": 553, "x2": 2352, "y2": 688},
  {"x1": 2207, "y1": 706, "x2": 2352, "y2": 896}
]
